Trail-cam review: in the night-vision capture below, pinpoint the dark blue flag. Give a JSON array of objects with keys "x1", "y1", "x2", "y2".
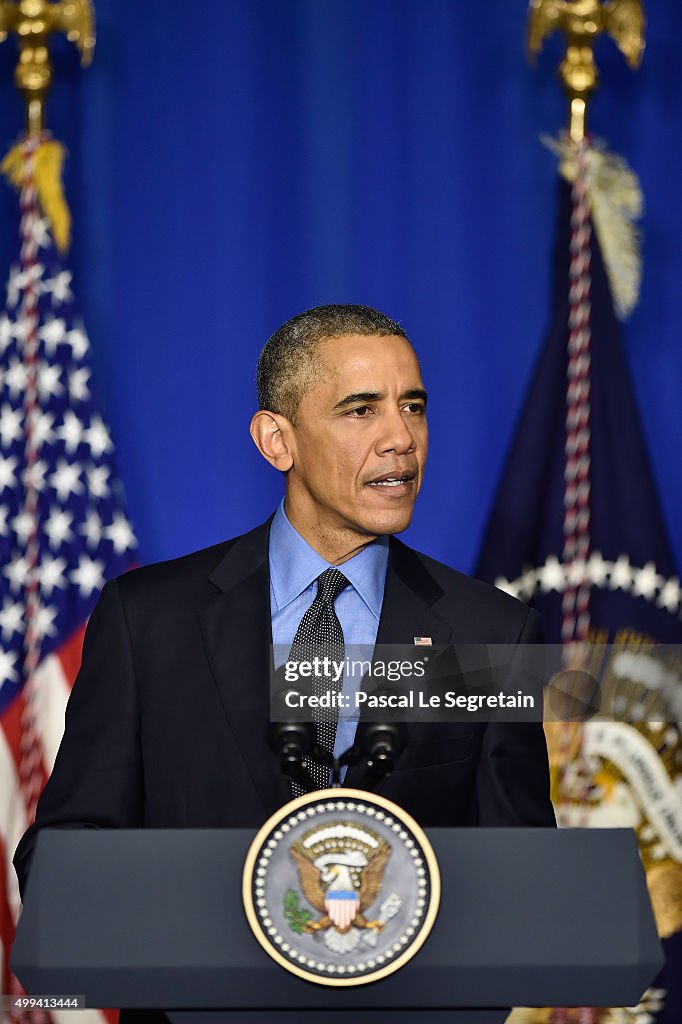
[{"x1": 477, "y1": 170, "x2": 682, "y2": 1024}]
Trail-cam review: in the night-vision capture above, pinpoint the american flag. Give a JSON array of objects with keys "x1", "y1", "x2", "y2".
[{"x1": 0, "y1": 136, "x2": 136, "y2": 1023}]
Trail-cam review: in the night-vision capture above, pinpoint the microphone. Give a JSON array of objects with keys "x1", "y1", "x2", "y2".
[
  {"x1": 267, "y1": 686, "x2": 331, "y2": 793},
  {"x1": 348, "y1": 719, "x2": 409, "y2": 786},
  {"x1": 268, "y1": 683, "x2": 409, "y2": 791}
]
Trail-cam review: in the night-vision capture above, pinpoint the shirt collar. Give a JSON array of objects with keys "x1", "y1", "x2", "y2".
[{"x1": 269, "y1": 500, "x2": 388, "y2": 621}]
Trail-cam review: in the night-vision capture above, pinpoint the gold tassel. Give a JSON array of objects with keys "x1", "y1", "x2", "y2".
[
  {"x1": 542, "y1": 134, "x2": 644, "y2": 320},
  {"x1": 1, "y1": 139, "x2": 71, "y2": 252}
]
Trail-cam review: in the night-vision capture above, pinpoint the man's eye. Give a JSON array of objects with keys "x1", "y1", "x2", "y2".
[
  {"x1": 348, "y1": 406, "x2": 372, "y2": 417},
  {"x1": 404, "y1": 403, "x2": 425, "y2": 415}
]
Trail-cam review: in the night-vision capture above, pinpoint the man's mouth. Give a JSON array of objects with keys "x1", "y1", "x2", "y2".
[{"x1": 366, "y1": 471, "x2": 416, "y2": 489}]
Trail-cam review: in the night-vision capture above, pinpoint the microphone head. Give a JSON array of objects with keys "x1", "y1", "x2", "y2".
[
  {"x1": 267, "y1": 686, "x2": 316, "y2": 760},
  {"x1": 355, "y1": 720, "x2": 408, "y2": 783},
  {"x1": 267, "y1": 719, "x2": 315, "y2": 759}
]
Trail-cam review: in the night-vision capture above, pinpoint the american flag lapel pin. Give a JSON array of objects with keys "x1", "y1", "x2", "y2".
[{"x1": 414, "y1": 636, "x2": 432, "y2": 646}]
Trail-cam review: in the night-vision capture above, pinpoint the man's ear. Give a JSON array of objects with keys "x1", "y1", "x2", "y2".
[{"x1": 250, "y1": 410, "x2": 294, "y2": 472}]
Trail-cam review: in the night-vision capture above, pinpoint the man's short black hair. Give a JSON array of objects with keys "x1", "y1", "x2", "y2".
[{"x1": 256, "y1": 304, "x2": 409, "y2": 422}]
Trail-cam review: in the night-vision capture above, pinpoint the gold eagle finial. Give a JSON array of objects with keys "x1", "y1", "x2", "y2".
[
  {"x1": 0, "y1": 0, "x2": 96, "y2": 135},
  {"x1": 527, "y1": 0, "x2": 645, "y2": 139}
]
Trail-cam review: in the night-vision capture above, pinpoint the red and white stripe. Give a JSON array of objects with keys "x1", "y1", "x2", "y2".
[{"x1": 2, "y1": 641, "x2": 118, "y2": 1024}]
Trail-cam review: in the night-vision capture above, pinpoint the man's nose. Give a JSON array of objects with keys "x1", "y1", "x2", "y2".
[{"x1": 377, "y1": 407, "x2": 417, "y2": 454}]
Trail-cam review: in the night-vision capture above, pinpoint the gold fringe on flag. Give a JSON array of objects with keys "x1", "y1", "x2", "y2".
[
  {"x1": 1, "y1": 139, "x2": 71, "y2": 252},
  {"x1": 543, "y1": 135, "x2": 644, "y2": 321}
]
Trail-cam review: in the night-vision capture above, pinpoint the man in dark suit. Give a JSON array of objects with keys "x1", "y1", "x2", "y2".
[{"x1": 14, "y1": 303, "x2": 554, "y2": 897}]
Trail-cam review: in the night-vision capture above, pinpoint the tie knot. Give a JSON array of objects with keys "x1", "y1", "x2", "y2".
[{"x1": 315, "y1": 567, "x2": 349, "y2": 604}]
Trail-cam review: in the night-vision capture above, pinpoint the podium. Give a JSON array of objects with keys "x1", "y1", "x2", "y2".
[{"x1": 12, "y1": 828, "x2": 662, "y2": 1024}]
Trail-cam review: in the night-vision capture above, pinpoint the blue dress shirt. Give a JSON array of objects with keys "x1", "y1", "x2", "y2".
[{"x1": 269, "y1": 500, "x2": 389, "y2": 775}]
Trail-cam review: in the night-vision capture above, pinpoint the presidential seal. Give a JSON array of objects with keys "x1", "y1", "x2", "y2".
[{"x1": 242, "y1": 787, "x2": 440, "y2": 986}]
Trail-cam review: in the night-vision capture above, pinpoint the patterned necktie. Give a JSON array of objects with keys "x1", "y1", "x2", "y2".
[{"x1": 288, "y1": 567, "x2": 349, "y2": 792}]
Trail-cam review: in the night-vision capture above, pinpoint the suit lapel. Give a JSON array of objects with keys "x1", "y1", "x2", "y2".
[
  {"x1": 199, "y1": 518, "x2": 291, "y2": 816},
  {"x1": 199, "y1": 525, "x2": 458, "y2": 805},
  {"x1": 375, "y1": 537, "x2": 453, "y2": 648},
  {"x1": 344, "y1": 537, "x2": 453, "y2": 789}
]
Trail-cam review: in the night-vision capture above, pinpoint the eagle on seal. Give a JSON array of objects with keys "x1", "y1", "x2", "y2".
[{"x1": 290, "y1": 842, "x2": 391, "y2": 934}]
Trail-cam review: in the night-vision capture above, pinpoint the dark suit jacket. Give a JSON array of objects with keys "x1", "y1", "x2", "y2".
[{"x1": 14, "y1": 517, "x2": 555, "y2": 897}]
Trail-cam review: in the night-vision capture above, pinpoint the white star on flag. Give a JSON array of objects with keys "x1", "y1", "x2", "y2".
[
  {"x1": 104, "y1": 512, "x2": 136, "y2": 555},
  {"x1": 539, "y1": 555, "x2": 565, "y2": 593},
  {"x1": 518, "y1": 567, "x2": 537, "y2": 598},
  {"x1": 0, "y1": 647, "x2": 19, "y2": 689},
  {"x1": 12, "y1": 317, "x2": 29, "y2": 342},
  {"x1": 79, "y1": 508, "x2": 103, "y2": 547},
  {"x1": 33, "y1": 603, "x2": 58, "y2": 641},
  {"x1": 5, "y1": 266, "x2": 20, "y2": 307},
  {"x1": 631, "y1": 563, "x2": 663, "y2": 600},
  {"x1": 44, "y1": 507, "x2": 74, "y2": 548},
  {"x1": 87, "y1": 464, "x2": 110, "y2": 499},
  {"x1": 657, "y1": 578, "x2": 681, "y2": 613},
  {"x1": 38, "y1": 555, "x2": 68, "y2": 596},
  {"x1": 39, "y1": 316, "x2": 68, "y2": 354},
  {"x1": 30, "y1": 216, "x2": 51, "y2": 249},
  {"x1": 70, "y1": 554, "x2": 105, "y2": 597},
  {"x1": 22, "y1": 458, "x2": 49, "y2": 492},
  {"x1": 10, "y1": 511, "x2": 34, "y2": 546},
  {"x1": 32, "y1": 409, "x2": 56, "y2": 447},
  {"x1": 587, "y1": 551, "x2": 610, "y2": 587},
  {"x1": 0, "y1": 597, "x2": 24, "y2": 642},
  {"x1": 4, "y1": 554, "x2": 29, "y2": 593},
  {"x1": 68, "y1": 367, "x2": 91, "y2": 402},
  {"x1": 567, "y1": 559, "x2": 588, "y2": 587},
  {"x1": 3, "y1": 356, "x2": 28, "y2": 398},
  {"x1": 38, "y1": 360, "x2": 65, "y2": 400},
  {"x1": 0, "y1": 403, "x2": 23, "y2": 447},
  {"x1": 85, "y1": 415, "x2": 113, "y2": 457},
  {"x1": 0, "y1": 453, "x2": 19, "y2": 491},
  {"x1": 610, "y1": 555, "x2": 633, "y2": 592},
  {"x1": 7, "y1": 264, "x2": 42, "y2": 307},
  {"x1": 0, "y1": 314, "x2": 13, "y2": 354},
  {"x1": 44, "y1": 270, "x2": 73, "y2": 304},
  {"x1": 56, "y1": 409, "x2": 86, "y2": 453},
  {"x1": 65, "y1": 325, "x2": 89, "y2": 359},
  {"x1": 49, "y1": 459, "x2": 84, "y2": 502}
]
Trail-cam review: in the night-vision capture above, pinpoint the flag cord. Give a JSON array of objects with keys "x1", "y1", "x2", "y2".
[
  {"x1": 562, "y1": 139, "x2": 592, "y2": 647},
  {"x1": 559, "y1": 140, "x2": 596, "y2": 875},
  {"x1": 552, "y1": 140, "x2": 601, "y2": 1024}
]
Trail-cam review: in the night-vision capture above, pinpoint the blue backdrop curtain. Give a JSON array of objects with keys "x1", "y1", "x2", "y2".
[{"x1": 1, "y1": 0, "x2": 680, "y2": 574}]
